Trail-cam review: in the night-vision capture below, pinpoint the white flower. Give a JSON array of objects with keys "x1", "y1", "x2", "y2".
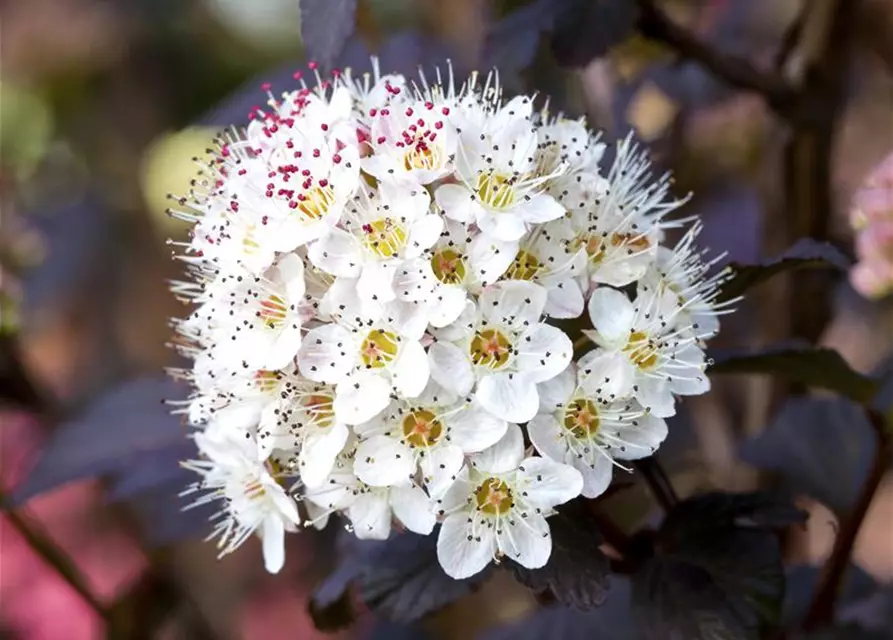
[
  {"x1": 182, "y1": 429, "x2": 301, "y2": 574},
  {"x1": 353, "y1": 382, "x2": 508, "y2": 495},
  {"x1": 363, "y1": 97, "x2": 458, "y2": 185},
  {"x1": 195, "y1": 254, "x2": 306, "y2": 371},
  {"x1": 640, "y1": 221, "x2": 735, "y2": 341},
  {"x1": 428, "y1": 280, "x2": 572, "y2": 422},
  {"x1": 435, "y1": 424, "x2": 583, "y2": 579},
  {"x1": 501, "y1": 223, "x2": 585, "y2": 319},
  {"x1": 435, "y1": 96, "x2": 566, "y2": 242},
  {"x1": 528, "y1": 365, "x2": 667, "y2": 498},
  {"x1": 308, "y1": 180, "x2": 441, "y2": 304},
  {"x1": 297, "y1": 310, "x2": 430, "y2": 425},
  {"x1": 303, "y1": 446, "x2": 435, "y2": 540},
  {"x1": 584, "y1": 286, "x2": 710, "y2": 417}
]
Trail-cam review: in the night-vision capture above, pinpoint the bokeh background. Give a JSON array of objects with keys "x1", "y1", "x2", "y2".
[{"x1": 1, "y1": 0, "x2": 892, "y2": 638}]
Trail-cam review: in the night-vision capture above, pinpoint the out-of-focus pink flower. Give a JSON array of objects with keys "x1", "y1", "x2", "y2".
[{"x1": 850, "y1": 152, "x2": 893, "y2": 299}]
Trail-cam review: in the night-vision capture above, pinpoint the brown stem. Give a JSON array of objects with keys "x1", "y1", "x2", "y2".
[
  {"x1": 634, "y1": 457, "x2": 678, "y2": 512},
  {"x1": 802, "y1": 409, "x2": 891, "y2": 631},
  {"x1": 636, "y1": 0, "x2": 798, "y2": 114},
  {"x1": 0, "y1": 490, "x2": 111, "y2": 620}
]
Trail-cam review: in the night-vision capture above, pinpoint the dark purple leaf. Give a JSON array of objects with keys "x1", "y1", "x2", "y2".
[
  {"x1": 483, "y1": 0, "x2": 574, "y2": 76},
  {"x1": 507, "y1": 498, "x2": 610, "y2": 610},
  {"x1": 740, "y1": 397, "x2": 880, "y2": 516},
  {"x1": 717, "y1": 238, "x2": 850, "y2": 303},
  {"x1": 632, "y1": 492, "x2": 802, "y2": 640},
  {"x1": 709, "y1": 342, "x2": 878, "y2": 404},
  {"x1": 309, "y1": 527, "x2": 489, "y2": 629},
  {"x1": 550, "y1": 0, "x2": 640, "y2": 68},
  {"x1": 300, "y1": 0, "x2": 357, "y2": 69},
  {"x1": 128, "y1": 485, "x2": 214, "y2": 546},
  {"x1": 105, "y1": 444, "x2": 196, "y2": 502},
  {"x1": 482, "y1": 577, "x2": 639, "y2": 640},
  {"x1": 11, "y1": 376, "x2": 190, "y2": 504}
]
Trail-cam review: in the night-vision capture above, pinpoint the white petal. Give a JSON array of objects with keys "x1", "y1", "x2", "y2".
[
  {"x1": 261, "y1": 516, "x2": 286, "y2": 574},
  {"x1": 348, "y1": 492, "x2": 392, "y2": 540},
  {"x1": 498, "y1": 512, "x2": 551, "y2": 570},
  {"x1": 435, "y1": 183, "x2": 477, "y2": 223},
  {"x1": 469, "y1": 234, "x2": 518, "y2": 285},
  {"x1": 577, "y1": 349, "x2": 636, "y2": 401},
  {"x1": 607, "y1": 413, "x2": 668, "y2": 460},
  {"x1": 308, "y1": 228, "x2": 362, "y2": 277},
  {"x1": 477, "y1": 372, "x2": 539, "y2": 423},
  {"x1": 277, "y1": 253, "x2": 306, "y2": 301},
  {"x1": 477, "y1": 208, "x2": 528, "y2": 242},
  {"x1": 390, "y1": 485, "x2": 436, "y2": 535},
  {"x1": 436, "y1": 466, "x2": 473, "y2": 513},
  {"x1": 437, "y1": 513, "x2": 496, "y2": 579},
  {"x1": 576, "y1": 455, "x2": 613, "y2": 499},
  {"x1": 298, "y1": 324, "x2": 355, "y2": 383},
  {"x1": 358, "y1": 261, "x2": 397, "y2": 303},
  {"x1": 481, "y1": 280, "x2": 547, "y2": 328},
  {"x1": 406, "y1": 214, "x2": 444, "y2": 258},
  {"x1": 527, "y1": 414, "x2": 569, "y2": 463},
  {"x1": 516, "y1": 193, "x2": 565, "y2": 224},
  {"x1": 516, "y1": 324, "x2": 573, "y2": 383},
  {"x1": 393, "y1": 257, "x2": 436, "y2": 302},
  {"x1": 354, "y1": 435, "x2": 416, "y2": 487},
  {"x1": 544, "y1": 278, "x2": 585, "y2": 319},
  {"x1": 333, "y1": 371, "x2": 391, "y2": 425},
  {"x1": 299, "y1": 422, "x2": 350, "y2": 488},
  {"x1": 428, "y1": 341, "x2": 474, "y2": 395},
  {"x1": 428, "y1": 285, "x2": 468, "y2": 328},
  {"x1": 587, "y1": 287, "x2": 635, "y2": 347},
  {"x1": 391, "y1": 339, "x2": 430, "y2": 398},
  {"x1": 471, "y1": 422, "x2": 525, "y2": 473},
  {"x1": 515, "y1": 456, "x2": 583, "y2": 508},
  {"x1": 537, "y1": 366, "x2": 576, "y2": 413},
  {"x1": 420, "y1": 444, "x2": 465, "y2": 497},
  {"x1": 448, "y1": 402, "x2": 508, "y2": 453},
  {"x1": 266, "y1": 326, "x2": 303, "y2": 370},
  {"x1": 634, "y1": 376, "x2": 676, "y2": 418},
  {"x1": 384, "y1": 300, "x2": 429, "y2": 340}
]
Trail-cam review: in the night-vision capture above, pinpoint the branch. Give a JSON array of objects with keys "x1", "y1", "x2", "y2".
[
  {"x1": 636, "y1": 0, "x2": 797, "y2": 112},
  {"x1": 802, "y1": 409, "x2": 891, "y2": 631},
  {"x1": 635, "y1": 457, "x2": 679, "y2": 512},
  {"x1": 0, "y1": 490, "x2": 111, "y2": 621}
]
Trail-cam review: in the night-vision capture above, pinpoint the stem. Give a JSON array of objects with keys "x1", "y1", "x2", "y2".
[
  {"x1": 802, "y1": 409, "x2": 891, "y2": 631},
  {"x1": 636, "y1": 0, "x2": 797, "y2": 114},
  {"x1": 634, "y1": 457, "x2": 678, "y2": 512},
  {"x1": 0, "y1": 490, "x2": 111, "y2": 621}
]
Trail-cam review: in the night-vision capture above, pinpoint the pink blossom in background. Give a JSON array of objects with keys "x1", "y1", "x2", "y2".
[
  {"x1": 850, "y1": 152, "x2": 893, "y2": 299},
  {"x1": 0, "y1": 411, "x2": 148, "y2": 640}
]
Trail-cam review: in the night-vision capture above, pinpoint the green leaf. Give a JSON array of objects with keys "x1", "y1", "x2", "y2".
[
  {"x1": 716, "y1": 238, "x2": 850, "y2": 303},
  {"x1": 709, "y1": 342, "x2": 878, "y2": 404}
]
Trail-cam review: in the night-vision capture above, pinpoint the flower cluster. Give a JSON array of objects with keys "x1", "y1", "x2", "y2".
[
  {"x1": 169, "y1": 60, "x2": 730, "y2": 579},
  {"x1": 849, "y1": 152, "x2": 893, "y2": 300}
]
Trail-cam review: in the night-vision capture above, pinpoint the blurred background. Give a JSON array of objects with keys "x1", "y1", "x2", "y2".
[{"x1": 1, "y1": 0, "x2": 891, "y2": 638}]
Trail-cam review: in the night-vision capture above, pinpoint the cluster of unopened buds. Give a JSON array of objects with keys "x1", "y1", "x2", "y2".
[
  {"x1": 849, "y1": 152, "x2": 893, "y2": 300},
  {"x1": 168, "y1": 59, "x2": 733, "y2": 579}
]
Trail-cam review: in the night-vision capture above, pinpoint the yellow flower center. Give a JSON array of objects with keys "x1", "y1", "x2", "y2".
[
  {"x1": 476, "y1": 172, "x2": 515, "y2": 210},
  {"x1": 430, "y1": 248, "x2": 467, "y2": 285},
  {"x1": 469, "y1": 328, "x2": 512, "y2": 369},
  {"x1": 363, "y1": 218, "x2": 407, "y2": 259},
  {"x1": 563, "y1": 398, "x2": 600, "y2": 439},
  {"x1": 474, "y1": 477, "x2": 514, "y2": 515},
  {"x1": 401, "y1": 408, "x2": 444, "y2": 447},
  {"x1": 360, "y1": 329, "x2": 400, "y2": 368},
  {"x1": 254, "y1": 370, "x2": 281, "y2": 393},
  {"x1": 303, "y1": 392, "x2": 335, "y2": 428},
  {"x1": 297, "y1": 185, "x2": 336, "y2": 221},
  {"x1": 505, "y1": 249, "x2": 542, "y2": 280},
  {"x1": 624, "y1": 330, "x2": 658, "y2": 370},
  {"x1": 258, "y1": 294, "x2": 288, "y2": 329},
  {"x1": 403, "y1": 142, "x2": 441, "y2": 171}
]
